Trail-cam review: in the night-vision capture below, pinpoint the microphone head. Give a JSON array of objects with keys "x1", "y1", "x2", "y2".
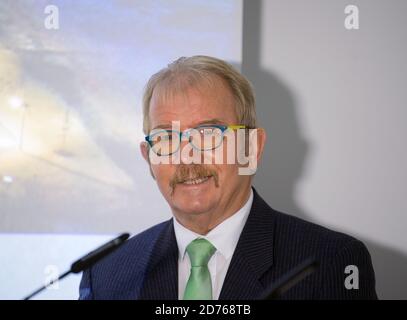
[
  {"x1": 261, "y1": 257, "x2": 319, "y2": 300},
  {"x1": 71, "y1": 233, "x2": 130, "y2": 273}
]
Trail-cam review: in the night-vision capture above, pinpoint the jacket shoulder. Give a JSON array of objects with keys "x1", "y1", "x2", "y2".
[
  {"x1": 272, "y1": 209, "x2": 361, "y2": 252},
  {"x1": 98, "y1": 219, "x2": 171, "y2": 268},
  {"x1": 79, "y1": 219, "x2": 171, "y2": 300},
  {"x1": 268, "y1": 209, "x2": 377, "y2": 299}
]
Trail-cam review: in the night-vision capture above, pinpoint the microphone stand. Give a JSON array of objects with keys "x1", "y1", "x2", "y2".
[{"x1": 23, "y1": 233, "x2": 130, "y2": 300}]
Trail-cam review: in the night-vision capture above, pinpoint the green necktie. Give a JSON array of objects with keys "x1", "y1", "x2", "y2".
[{"x1": 183, "y1": 238, "x2": 216, "y2": 300}]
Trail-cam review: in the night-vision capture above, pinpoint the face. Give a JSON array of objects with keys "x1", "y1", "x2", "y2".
[{"x1": 140, "y1": 78, "x2": 264, "y2": 224}]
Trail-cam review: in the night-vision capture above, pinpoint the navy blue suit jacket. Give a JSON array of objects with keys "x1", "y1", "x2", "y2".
[{"x1": 79, "y1": 188, "x2": 377, "y2": 299}]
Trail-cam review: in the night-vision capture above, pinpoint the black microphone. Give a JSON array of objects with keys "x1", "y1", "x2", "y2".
[
  {"x1": 23, "y1": 232, "x2": 130, "y2": 300},
  {"x1": 260, "y1": 257, "x2": 319, "y2": 299}
]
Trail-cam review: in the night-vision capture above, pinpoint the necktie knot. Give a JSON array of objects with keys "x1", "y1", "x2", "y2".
[{"x1": 186, "y1": 238, "x2": 216, "y2": 267}]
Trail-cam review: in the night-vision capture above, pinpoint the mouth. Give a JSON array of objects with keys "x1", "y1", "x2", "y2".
[
  {"x1": 169, "y1": 167, "x2": 220, "y2": 195},
  {"x1": 179, "y1": 175, "x2": 212, "y2": 185}
]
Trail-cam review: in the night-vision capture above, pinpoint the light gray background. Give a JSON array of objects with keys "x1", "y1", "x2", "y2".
[{"x1": 244, "y1": 0, "x2": 407, "y2": 299}]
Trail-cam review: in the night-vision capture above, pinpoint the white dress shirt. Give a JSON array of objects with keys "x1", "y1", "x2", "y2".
[{"x1": 173, "y1": 188, "x2": 254, "y2": 300}]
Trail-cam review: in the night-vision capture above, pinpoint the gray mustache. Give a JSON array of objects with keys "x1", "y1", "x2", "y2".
[{"x1": 169, "y1": 164, "x2": 219, "y2": 191}]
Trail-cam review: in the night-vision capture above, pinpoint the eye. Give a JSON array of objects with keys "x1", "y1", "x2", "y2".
[
  {"x1": 150, "y1": 130, "x2": 173, "y2": 143},
  {"x1": 162, "y1": 134, "x2": 172, "y2": 141},
  {"x1": 202, "y1": 128, "x2": 215, "y2": 135}
]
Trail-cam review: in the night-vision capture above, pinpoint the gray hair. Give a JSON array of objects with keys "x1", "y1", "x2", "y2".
[{"x1": 142, "y1": 55, "x2": 257, "y2": 134}]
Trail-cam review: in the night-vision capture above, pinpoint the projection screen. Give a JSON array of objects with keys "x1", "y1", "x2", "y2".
[{"x1": 0, "y1": 0, "x2": 242, "y2": 299}]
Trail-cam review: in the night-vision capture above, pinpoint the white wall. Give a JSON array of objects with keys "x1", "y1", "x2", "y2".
[{"x1": 244, "y1": 0, "x2": 407, "y2": 299}]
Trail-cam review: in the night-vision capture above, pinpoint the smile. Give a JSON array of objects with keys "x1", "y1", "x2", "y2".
[{"x1": 180, "y1": 176, "x2": 211, "y2": 185}]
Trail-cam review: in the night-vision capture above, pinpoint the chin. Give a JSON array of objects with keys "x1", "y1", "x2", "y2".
[{"x1": 171, "y1": 193, "x2": 218, "y2": 216}]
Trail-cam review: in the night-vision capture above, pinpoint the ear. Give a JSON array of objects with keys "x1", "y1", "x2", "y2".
[
  {"x1": 140, "y1": 141, "x2": 156, "y2": 180},
  {"x1": 238, "y1": 128, "x2": 267, "y2": 176},
  {"x1": 255, "y1": 128, "x2": 267, "y2": 163},
  {"x1": 140, "y1": 141, "x2": 150, "y2": 163}
]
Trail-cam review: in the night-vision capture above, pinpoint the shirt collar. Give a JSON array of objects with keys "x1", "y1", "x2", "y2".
[{"x1": 173, "y1": 188, "x2": 254, "y2": 260}]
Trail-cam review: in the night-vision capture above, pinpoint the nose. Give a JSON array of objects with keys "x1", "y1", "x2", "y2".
[
  {"x1": 179, "y1": 136, "x2": 205, "y2": 165},
  {"x1": 179, "y1": 138, "x2": 193, "y2": 164}
]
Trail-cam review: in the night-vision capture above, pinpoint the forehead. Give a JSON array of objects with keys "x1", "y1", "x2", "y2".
[{"x1": 149, "y1": 76, "x2": 238, "y2": 129}]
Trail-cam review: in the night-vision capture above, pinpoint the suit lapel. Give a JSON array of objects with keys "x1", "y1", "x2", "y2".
[
  {"x1": 138, "y1": 219, "x2": 179, "y2": 300},
  {"x1": 219, "y1": 188, "x2": 275, "y2": 300}
]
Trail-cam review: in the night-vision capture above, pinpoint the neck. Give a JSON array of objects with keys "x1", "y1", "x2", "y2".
[{"x1": 174, "y1": 186, "x2": 252, "y2": 235}]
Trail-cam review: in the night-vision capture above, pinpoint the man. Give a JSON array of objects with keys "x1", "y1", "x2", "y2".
[{"x1": 79, "y1": 56, "x2": 377, "y2": 300}]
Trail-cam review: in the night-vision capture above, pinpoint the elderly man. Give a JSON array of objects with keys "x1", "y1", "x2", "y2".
[{"x1": 79, "y1": 56, "x2": 377, "y2": 300}]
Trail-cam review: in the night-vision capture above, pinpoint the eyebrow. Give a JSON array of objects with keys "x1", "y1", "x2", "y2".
[{"x1": 151, "y1": 118, "x2": 227, "y2": 130}]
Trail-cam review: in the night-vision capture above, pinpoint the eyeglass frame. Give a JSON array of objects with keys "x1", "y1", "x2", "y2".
[{"x1": 144, "y1": 124, "x2": 250, "y2": 156}]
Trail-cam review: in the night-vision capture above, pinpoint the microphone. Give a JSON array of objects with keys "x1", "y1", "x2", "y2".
[
  {"x1": 261, "y1": 257, "x2": 319, "y2": 299},
  {"x1": 23, "y1": 232, "x2": 130, "y2": 300}
]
